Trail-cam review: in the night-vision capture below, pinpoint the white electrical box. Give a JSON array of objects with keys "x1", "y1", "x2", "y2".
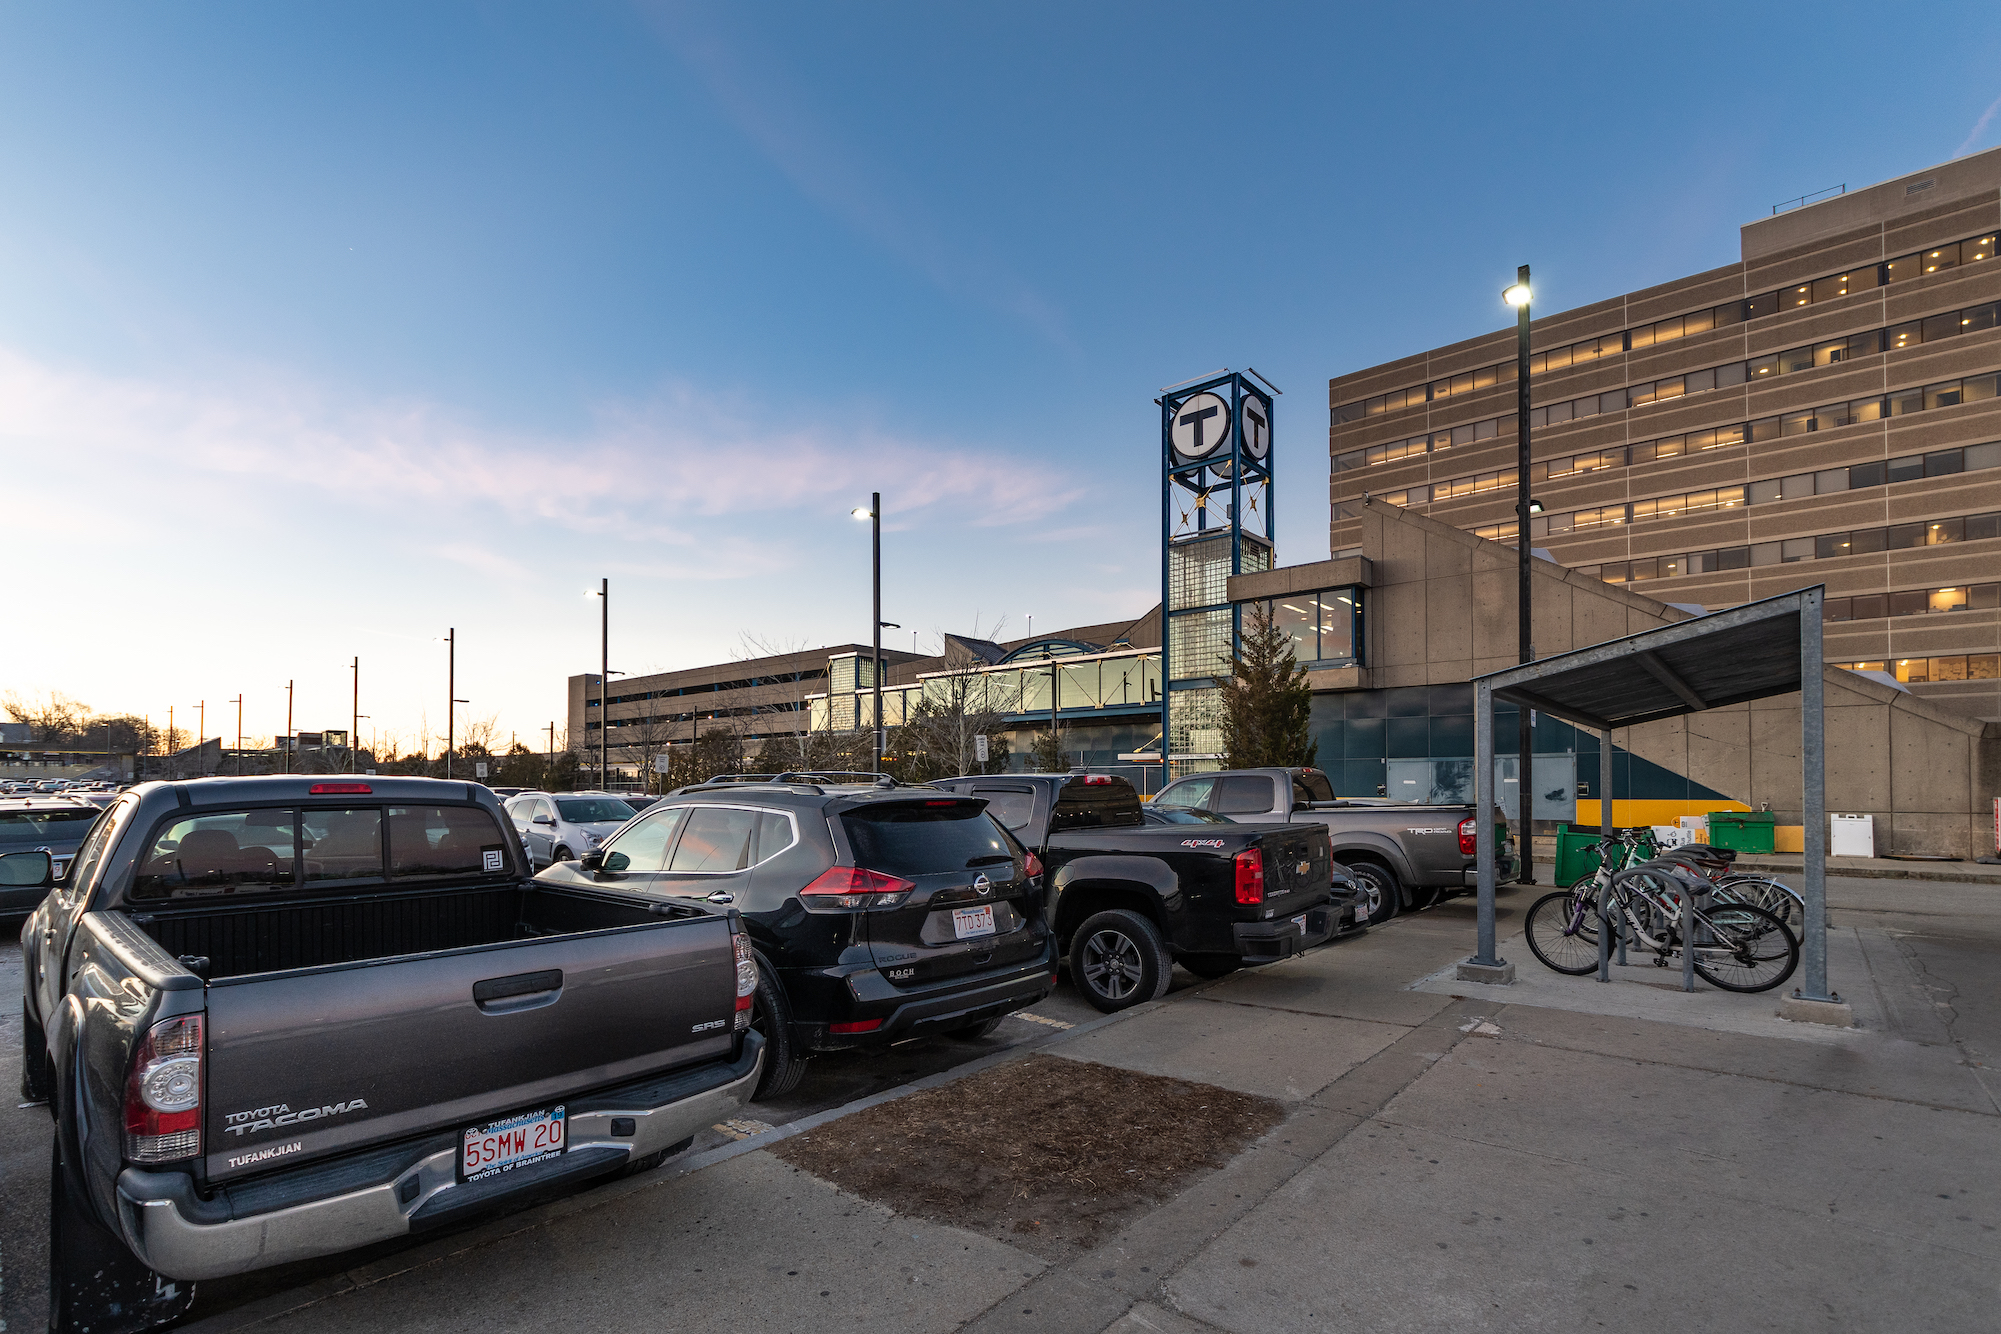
[
  {"x1": 1652, "y1": 824, "x2": 1696, "y2": 849},
  {"x1": 1831, "y1": 813, "x2": 1874, "y2": 858}
]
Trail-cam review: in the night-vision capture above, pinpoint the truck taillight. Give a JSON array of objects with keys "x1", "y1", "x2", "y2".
[
  {"x1": 1458, "y1": 818, "x2": 1477, "y2": 856},
  {"x1": 125, "y1": 1014, "x2": 203, "y2": 1163},
  {"x1": 1234, "y1": 849, "x2": 1264, "y2": 905},
  {"x1": 733, "y1": 929, "x2": 756, "y2": 1031},
  {"x1": 799, "y1": 865, "x2": 915, "y2": 910}
]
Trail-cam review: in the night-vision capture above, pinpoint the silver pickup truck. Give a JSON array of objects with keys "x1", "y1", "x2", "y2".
[
  {"x1": 1152, "y1": 767, "x2": 1517, "y2": 924},
  {"x1": 16, "y1": 776, "x2": 762, "y2": 1334}
]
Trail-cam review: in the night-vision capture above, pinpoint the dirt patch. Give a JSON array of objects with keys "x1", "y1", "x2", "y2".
[{"x1": 770, "y1": 1054, "x2": 1284, "y2": 1255}]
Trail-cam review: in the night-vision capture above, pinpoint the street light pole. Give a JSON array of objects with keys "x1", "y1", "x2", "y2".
[
  {"x1": 851, "y1": 495, "x2": 886, "y2": 775},
  {"x1": 230, "y1": 695, "x2": 243, "y2": 775},
  {"x1": 1505, "y1": 265, "x2": 1537, "y2": 885},
  {"x1": 197, "y1": 700, "x2": 206, "y2": 778},
  {"x1": 350, "y1": 657, "x2": 360, "y2": 774},
  {"x1": 284, "y1": 680, "x2": 294, "y2": 774}
]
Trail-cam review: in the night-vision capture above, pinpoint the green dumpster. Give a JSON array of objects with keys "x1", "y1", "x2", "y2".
[
  {"x1": 1553, "y1": 826, "x2": 1605, "y2": 888},
  {"x1": 1706, "y1": 810, "x2": 1776, "y2": 854}
]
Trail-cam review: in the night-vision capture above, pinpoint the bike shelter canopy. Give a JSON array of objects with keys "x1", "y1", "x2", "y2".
[{"x1": 1467, "y1": 587, "x2": 1835, "y2": 1004}]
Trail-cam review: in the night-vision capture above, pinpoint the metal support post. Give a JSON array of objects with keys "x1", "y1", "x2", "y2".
[
  {"x1": 1597, "y1": 725, "x2": 1616, "y2": 982},
  {"x1": 1514, "y1": 264, "x2": 1536, "y2": 887},
  {"x1": 1457, "y1": 681, "x2": 1512, "y2": 983},
  {"x1": 1798, "y1": 587, "x2": 1833, "y2": 1001}
]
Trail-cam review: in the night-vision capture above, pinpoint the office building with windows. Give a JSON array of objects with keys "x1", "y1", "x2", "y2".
[{"x1": 1329, "y1": 148, "x2": 2001, "y2": 717}]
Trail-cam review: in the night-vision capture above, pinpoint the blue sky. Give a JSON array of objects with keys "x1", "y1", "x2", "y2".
[{"x1": 6, "y1": 2, "x2": 2000, "y2": 751}]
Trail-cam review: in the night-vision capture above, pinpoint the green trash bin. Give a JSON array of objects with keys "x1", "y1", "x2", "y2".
[
  {"x1": 1553, "y1": 826, "x2": 1605, "y2": 888},
  {"x1": 1706, "y1": 810, "x2": 1776, "y2": 854}
]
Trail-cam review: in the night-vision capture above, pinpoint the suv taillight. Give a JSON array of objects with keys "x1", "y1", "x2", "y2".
[
  {"x1": 800, "y1": 865, "x2": 916, "y2": 911},
  {"x1": 1458, "y1": 817, "x2": 1477, "y2": 856},
  {"x1": 1234, "y1": 848, "x2": 1264, "y2": 905},
  {"x1": 732, "y1": 927, "x2": 756, "y2": 1031},
  {"x1": 1023, "y1": 852, "x2": 1044, "y2": 882},
  {"x1": 125, "y1": 1014, "x2": 203, "y2": 1163}
]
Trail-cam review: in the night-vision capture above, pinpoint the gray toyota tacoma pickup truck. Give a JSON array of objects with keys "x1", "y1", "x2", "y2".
[
  {"x1": 15, "y1": 776, "x2": 761, "y2": 1333},
  {"x1": 1152, "y1": 767, "x2": 1517, "y2": 923}
]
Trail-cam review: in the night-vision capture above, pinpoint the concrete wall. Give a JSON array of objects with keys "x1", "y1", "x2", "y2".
[
  {"x1": 1616, "y1": 669, "x2": 1999, "y2": 858},
  {"x1": 1344, "y1": 496, "x2": 1691, "y2": 684}
]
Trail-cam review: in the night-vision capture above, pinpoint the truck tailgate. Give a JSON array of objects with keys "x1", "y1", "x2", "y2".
[
  {"x1": 1259, "y1": 824, "x2": 1332, "y2": 901},
  {"x1": 202, "y1": 916, "x2": 734, "y2": 1183}
]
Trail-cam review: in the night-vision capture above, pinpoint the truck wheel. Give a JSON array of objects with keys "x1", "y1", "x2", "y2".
[
  {"x1": 1069, "y1": 909, "x2": 1172, "y2": 1013},
  {"x1": 20, "y1": 999, "x2": 51, "y2": 1105},
  {"x1": 749, "y1": 962, "x2": 811, "y2": 1101},
  {"x1": 1347, "y1": 862, "x2": 1400, "y2": 924},
  {"x1": 49, "y1": 1136, "x2": 196, "y2": 1334}
]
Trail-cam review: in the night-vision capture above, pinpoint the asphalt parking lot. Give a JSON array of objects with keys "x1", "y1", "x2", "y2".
[
  {"x1": 7, "y1": 871, "x2": 1997, "y2": 1333},
  {"x1": 0, "y1": 919, "x2": 1156, "y2": 1331}
]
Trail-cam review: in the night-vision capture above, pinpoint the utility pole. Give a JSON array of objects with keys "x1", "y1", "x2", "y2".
[
  {"x1": 231, "y1": 695, "x2": 243, "y2": 774},
  {"x1": 284, "y1": 680, "x2": 294, "y2": 774},
  {"x1": 446, "y1": 628, "x2": 456, "y2": 779},
  {"x1": 168, "y1": 706, "x2": 175, "y2": 779},
  {"x1": 598, "y1": 579, "x2": 609, "y2": 790},
  {"x1": 197, "y1": 701, "x2": 206, "y2": 778},
  {"x1": 350, "y1": 657, "x2": 360, "y2": 774}
]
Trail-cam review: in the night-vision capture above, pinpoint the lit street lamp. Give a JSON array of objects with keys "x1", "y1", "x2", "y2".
[
  {"x1": 1505, "y1": 266, "x2": 1536, "y2": 884},
  {"x1": 852, "y1": 495, "x2": 890, "y2": 774}
]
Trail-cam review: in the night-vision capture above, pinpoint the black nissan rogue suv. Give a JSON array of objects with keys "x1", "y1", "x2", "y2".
[{"x1": 533, "y1": 781, "x2": 1054, "y2": 1098}]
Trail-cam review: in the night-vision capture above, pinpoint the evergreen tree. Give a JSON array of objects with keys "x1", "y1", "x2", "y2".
[{"x1": 1219, "y1": 603, "x2": 1316, "y2": 769}]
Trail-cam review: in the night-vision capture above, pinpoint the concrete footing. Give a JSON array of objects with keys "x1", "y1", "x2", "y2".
[
  {"x1": 1454, "y1": 958, "x2": 1516, "y2": 985},
  {"x1": 1778, "y1": 995, "x2": 1855, "y2": 1026}
]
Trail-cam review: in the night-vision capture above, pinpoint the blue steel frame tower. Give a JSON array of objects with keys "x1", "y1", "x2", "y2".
[{"x1": 1160, "y1": 370, "x2": 1276, "y2": 777}]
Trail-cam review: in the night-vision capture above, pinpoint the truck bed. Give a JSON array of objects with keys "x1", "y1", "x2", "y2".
[{"x1": 130, "y1": 883, "x2": 701, "y2": 980}]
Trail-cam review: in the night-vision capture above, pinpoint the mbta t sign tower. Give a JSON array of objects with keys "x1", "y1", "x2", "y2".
[{"x1": 1159, "y1": 369, "x2": 1277, "y2": 777}]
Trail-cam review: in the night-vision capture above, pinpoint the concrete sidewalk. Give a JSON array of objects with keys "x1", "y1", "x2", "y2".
[{"x1": 181, "y1": 884, "x2": 2001, "y2": 1334}]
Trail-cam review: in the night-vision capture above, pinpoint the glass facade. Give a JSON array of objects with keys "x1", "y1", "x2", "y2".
[
  {"x1": 1307, "y1": 685, "x2": 1733, "y2": 806},
  {"x1": 1259, "y1": 587, "x2": 1362, "y2": 667}
]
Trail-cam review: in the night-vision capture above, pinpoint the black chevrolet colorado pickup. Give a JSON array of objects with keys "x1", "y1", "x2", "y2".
[
  {"x1": 931, "y1": 772, "x2": 1357, "y2": 1010},
  {"x1": 16, "y1": 776, "x2": 761, "y2": 1334}
]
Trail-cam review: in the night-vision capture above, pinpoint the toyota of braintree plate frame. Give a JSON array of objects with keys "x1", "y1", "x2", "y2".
[
  {"x1": 461, "y1": 1105, "x2": 566, "y2": 1182},
  {"x1": 951, "y1": 904, "x2": 997, "y2": 940}
]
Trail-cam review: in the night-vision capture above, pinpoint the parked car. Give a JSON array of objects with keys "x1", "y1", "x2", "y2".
[
  {"x1": 928, "y1": 772, "x2": 1353, "y2": 1010},
  {"x1": 0, "y1": 797, "x2": 104, "y2": 918},
  {"x1": 503, "y1": 790, "x2": 640, "y2": 869},
  {"x1": 1151, "y1": 767, "x2": 1517, "y2": 923},
  {"x1": 534, "y1": 778, "x2": 1055, "y2": 1099},
  {"x1": 18, "y1": 775, "x2": 761, "y2": 1334}
]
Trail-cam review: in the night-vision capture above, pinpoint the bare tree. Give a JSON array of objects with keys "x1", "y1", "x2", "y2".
[
  {"x1": 616, "y1": 706, "x2": 679, "y2": 792},
  {"x1": 732, "y1": 632, "x2": 847, "y2": 772},
  {"x1": 890, "y1": 638, "x2": 1016, "y2": 781}
]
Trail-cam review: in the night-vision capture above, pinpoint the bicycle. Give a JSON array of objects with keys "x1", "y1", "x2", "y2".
[{"x1": 1524, "y1": 860, "x2": 1800, "y2": 993}]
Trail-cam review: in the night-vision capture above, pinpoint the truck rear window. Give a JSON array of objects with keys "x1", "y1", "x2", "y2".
[
  {"x1": 133, "y1": 804, "x2": 512, "y2": 897},
  {"x1": 842, "y1": 804, "x2": 1014, "y2": 877}
]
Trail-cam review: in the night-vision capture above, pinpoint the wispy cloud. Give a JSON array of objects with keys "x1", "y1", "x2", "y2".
[
  {"x1": 646, "y1": 6, "x2": 1076, "y2": 352},
  {"x1": 1958, "y1": 92, "x2": 2001, "y2": 158},
  {"x1": 0, "y1": 347, "x2": 1086, "y2": 560}
]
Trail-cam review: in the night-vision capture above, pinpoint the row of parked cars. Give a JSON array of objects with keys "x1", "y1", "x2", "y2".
[{"x1": 6, "y1": 764, "x2": 1510, "y2": 1332}]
